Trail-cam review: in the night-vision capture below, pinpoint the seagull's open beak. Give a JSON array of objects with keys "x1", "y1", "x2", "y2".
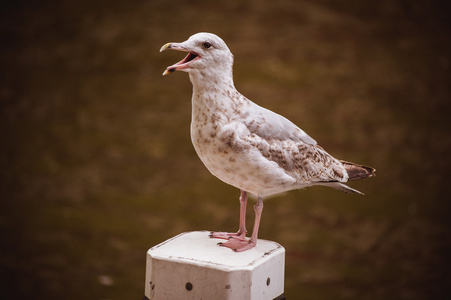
[{"x1": 160, "y1": 42, "x2": 200, "y2": 76}]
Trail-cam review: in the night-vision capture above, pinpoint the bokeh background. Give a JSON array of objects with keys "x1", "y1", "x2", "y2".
[{"x1": 1, "y1": 0, "x2": 450, "y2": 299}]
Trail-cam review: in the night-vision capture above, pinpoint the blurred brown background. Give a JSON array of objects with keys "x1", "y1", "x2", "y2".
[{"x1": 1, "y1": 0, "x2": 450, "y2": 299}]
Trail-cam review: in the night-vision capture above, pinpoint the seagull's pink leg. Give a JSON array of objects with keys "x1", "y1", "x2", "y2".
[
  {"x1": 218, "y1": 195, "x2": 264, "y2": 252},
  {"x1": 209, "y1": 190, "x2": 248, "y2": 240}
]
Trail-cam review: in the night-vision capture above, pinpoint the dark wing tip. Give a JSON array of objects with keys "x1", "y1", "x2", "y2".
[{"x1": 340, "y1": 160, "x2": 376, "y2": 181}]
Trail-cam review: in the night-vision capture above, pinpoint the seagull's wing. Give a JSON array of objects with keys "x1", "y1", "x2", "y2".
[
  {"x1": 228, "y1": 100, "x2": 345, "y2": 183},
  {"x1": 246, "y1": 135, "x2": 347, "y2": 181},
  {"x1": 244, "y1": 102, "x2": 317, "y2": 145}
]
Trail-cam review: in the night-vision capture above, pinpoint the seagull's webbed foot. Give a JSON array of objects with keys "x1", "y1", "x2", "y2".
[
  {"x1": 209, "y1": 230, "x2": 247, "y2": 240},
  {"x1": 210, "y1": 191, "x2": 248, "y2": 241},
  {"x1": 217, "y1": 237, "x2": 256, "y2": 252},
  {"x1": 211, "y1": 193, "x2": 263, "y2": 252}
]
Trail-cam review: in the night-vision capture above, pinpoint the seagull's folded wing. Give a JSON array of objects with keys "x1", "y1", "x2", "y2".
[{"x1": 244, "y1": 102, "x2": 317, "y2": 146}]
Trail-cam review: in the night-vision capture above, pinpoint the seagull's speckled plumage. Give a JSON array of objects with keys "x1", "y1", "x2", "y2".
[{"x1": 160, "y1": 32, "x2": 375, "y2": 251}]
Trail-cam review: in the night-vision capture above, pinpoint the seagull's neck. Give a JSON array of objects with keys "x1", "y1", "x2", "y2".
[
  {"x1": 188, "y1": 69, "x2": 249, "y2": 120},
  {"x1": 189, "y1": 69, "x2": 239, "y2": 105},
  {"x1": 188, "y1": 68, "x2": 236, "y2": 94}
]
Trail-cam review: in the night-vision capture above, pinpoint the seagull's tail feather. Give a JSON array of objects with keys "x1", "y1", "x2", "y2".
[
  {"x1": 318, "y1": 161, "x2": 375, "y2": 195},
  {"x1": 340, "y1": 161, "x2": 376, "y2": 181}
]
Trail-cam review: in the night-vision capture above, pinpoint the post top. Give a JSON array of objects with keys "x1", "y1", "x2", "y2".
[{"x1": 148, "y1": 231, "x2": 285, "y2": 271}]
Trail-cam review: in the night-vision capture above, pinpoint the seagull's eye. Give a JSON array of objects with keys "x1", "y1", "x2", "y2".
[{"x1": 203, "y1": 42, "x2": 212, "y2": 49}]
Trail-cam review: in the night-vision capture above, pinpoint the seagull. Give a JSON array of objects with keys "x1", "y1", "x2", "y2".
[{"x1": 160, "y1": 32, "x2": 375, "y2": 252}]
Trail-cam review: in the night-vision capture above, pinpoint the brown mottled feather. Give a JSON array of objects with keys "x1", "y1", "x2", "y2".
[{"x1": 340, "y1": 161, "x2": 376, "y2": 181}]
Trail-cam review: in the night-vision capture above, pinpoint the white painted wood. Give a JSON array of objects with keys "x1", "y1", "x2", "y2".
[{"x1": 145, "y1": 231, "x2": 285, "y2": 300}]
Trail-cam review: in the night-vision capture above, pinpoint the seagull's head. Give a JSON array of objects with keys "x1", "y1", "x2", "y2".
[{"x1": 160, "y1": 32, "x2": 234, "y2": 80}]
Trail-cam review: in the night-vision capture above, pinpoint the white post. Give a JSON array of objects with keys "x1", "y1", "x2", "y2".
[{"x1": 144, "y1": 231, "x2": 285, "y2": 300}]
